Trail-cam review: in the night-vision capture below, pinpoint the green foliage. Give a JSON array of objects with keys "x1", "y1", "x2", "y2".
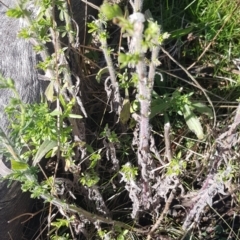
[
  {"x1": 97, "y1": 227, "x2": 129, "y2": 240},
  {"x1": 80, "y1": 169, "x2": 100, "y2": 187},
  {"x1": 97, "y1": 229, "x2": 108, "y2": 239},
  {"x1": 88, "y1": 21, "x2": 100, "y2": 34},
  {"x1": 0, "y1": 75, "x2": 16, "y2": 89},
  {"x1": 21, "y1": 178, "x2": 38, "y2": 192},
  {"x1": 182, "y1": 103, "x2": 204, "y2": 140},
  {"x1": 118, "y1": 53, "x2": 140, "y2": 68},
  {"x1": 51, "y1": 233, "x2": 72, "y2": 240},
  {"x1": 30, "y1": 183, "x2": 50, "y2": 198},
  {"x1": 32, "y1": 139, "x2": 58, "y2": 166},
  {"x1": 120, "y1": 163, "x2": 138, "y2": 181},
  {"x1": 3, "y1": 77, "x2": 82, "y2": 169},
  {"x1": 89, "y1": 150, "x2": 102, "y2": 169},
  {"x1": 100, "y1": 125, "x2": 120, "y2": 143},
  {"x1": 167, "y1": 152, "x2": 186, "y2": 176},
  {"x1": 10, "y1": 160, "x2": 28, "y2": 171},
  {"x1": 51, "y1": 218, "x2": 70, "y2": 229},
  {"x1": 217, "y1": 162, "x2": 238, "y2": 182},
  {"x1": 119, "y1": 97, "x2": 131, "y2": 125},
  {"x1": 151, "y1": 89, "x2": 213, "y2": 139},
  {"x1": 5, "y1": 101, "x2": 67, "y2": 161},
  {"x1": 100, "y1": 3, "x2": 123, "y2": 20},
  {"x1": 6, "y1": 6, "x2": 29, "y2": 19}
]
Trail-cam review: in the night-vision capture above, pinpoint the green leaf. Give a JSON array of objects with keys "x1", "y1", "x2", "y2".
[
  {"x1": 150, "y1": 98, "x2": 171, "y2": 118},
  {"x1": 32, "y1": 140, "x2": 58, "y2": 166},
  {"x1": 191, "y1": 102, "x2": 213, "y2": 118},
  {"x1": 118, "y1": 53, "x2": 140, "y2": 68},
  {"x1": 169, "y1": 26, "x2": 194, "y2": 39},
  {"x1": 120, "y1": 98, "x2": 131, "y2": 124},
  {"x1": 96, "y1": 67, "x2": 109, "y2": 83},
  {"x1": 11, "y1": 160, "x2": 28, "y2": 171},
  {"x1": 117, "y1": 235, "x2": 124, "y2": 240},
  {"x1": 6, "y1": 8, "x2": 28, "y2": 18},
  {"x1": 45, "y1": 81, "x2": 55, "y2": 102},
  {"x1": 100, "y1": 3, "x2": 123, "y2": 20},
  {"x1": 80, "y1": 171, "x2": 100, "y2": 187},
  {"x1": 0, "y1": 128, "x2": 20, "y2": 161},
  {"x1": 0, "y1": 76, "x2": 15, "y2": 89},
  {"x1": 50, "y1": 109, "x2": 62, "y2": 116},
  {"x1": 130, "y1": 100, "x2": 139, "y2": 113},
  {"x1": 89, "y1": 153, "x2": 101, "y2": 169},
  {"x1": 59, "y1": 94, "x2": 67, "y2": 108},
  {"x1": 86, "y1": 144, "x2": 94, "y2": 154},
  {"x1": 51, "y1": 218, "x2": 69, "y2": 228},
  {"x1": 182, "y1": 104, "x2": 204, "y2": 140},
  {"x1": 68, "y1": 114, "x2": 83, "y2": 119}
]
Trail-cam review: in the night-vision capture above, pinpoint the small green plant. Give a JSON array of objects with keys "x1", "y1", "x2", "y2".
[
  {"x1": 120, "y1": 163, "x2": 138, "y2": 181},
  {"x1": 167, "y1": 151, "x2": 186, "y2": 176},
  {"x1": 151, "y1": 88, "x2": 213, "y2": 139},
  {"x1": 100, "y1": 124, "x2": 120, "y2": 143},
  {"x1": 97, "y1": 226, "x2": 129, "y2": 240},
  {"x1": 80, "y1": 169, "x2": 100, "y2": 187}
]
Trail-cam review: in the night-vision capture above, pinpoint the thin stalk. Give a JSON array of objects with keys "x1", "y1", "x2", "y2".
[{"x1": 99, "y1": 23, "x2": 121, "y2": 114}]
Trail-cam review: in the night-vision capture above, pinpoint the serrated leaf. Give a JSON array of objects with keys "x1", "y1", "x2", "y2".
[
  {"x1": 33, "y1": 140, "x2": 58, "y2": 166},
  {"x1": 182, "y1": 104, "x2": 204, "y2": 140}
]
